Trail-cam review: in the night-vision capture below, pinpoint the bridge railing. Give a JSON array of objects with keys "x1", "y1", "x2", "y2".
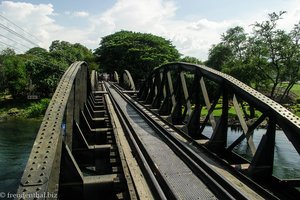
[
  {"x1": 136, "y1": 62, "x2": 300, "y2": 181},
  {"x1": 17, "y1": 61, "x2": 90, "y2": 197}
]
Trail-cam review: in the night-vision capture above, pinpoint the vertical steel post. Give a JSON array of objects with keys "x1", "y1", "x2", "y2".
[
  {"x1": 152, "y1": 72, "x2": 164, "y2": 108},
  {"x1": 207, "y1": 84, "x2": 228, "y2": 155},
  {"x1": 248, "y1": 118, "x2": 276, "y2": 181},
  {"x1": 159, "y1": 71, "x2": 174, "y2": 115},
  {"x1": 186, "y1": 71, "x2": 202, "y2": 137}
]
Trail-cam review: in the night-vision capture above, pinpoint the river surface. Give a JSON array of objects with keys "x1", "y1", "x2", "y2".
[
  {"x1": 0, "y1": 119, "x2": 299, "y2": 194},
  {"x1": 202, "y1": 126, "x2": 300, "y2": 179},
  {"x1": 0, "y1": 119, "x2": 41, "y2": 195}
]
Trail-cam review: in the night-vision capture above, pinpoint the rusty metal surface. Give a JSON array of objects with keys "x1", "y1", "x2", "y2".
[
  {"x1": 17, "y1": 61, "x2": 88, "y2": 198},
  {"x1": 137, "y1": 62, "x2": 300, "y2": 183}
]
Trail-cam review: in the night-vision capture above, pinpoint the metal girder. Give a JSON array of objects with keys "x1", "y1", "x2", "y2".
[
  {"x1": 122, "y1": 70, "x2": 135, "y2": 90},
  {"x1": 207, "y1": 84, "x2": 228, "y2": 154},
  {"x1": 248, "y1": 119, "x2": 276, "y2": 181},
  {"x1": 136, "y1": 61, "x2": 300, "y2": 181},
  {"x1": 114, "y1": 71, "x2": 119, "y2": 83},
  {"x1": 17, "y1": 61, "x2": 89, "y2": 197},
  {"x1": 159, "y1": 71, "x2": 176, "y2": 115},
  {"x1": 152, "y1": 72, "x2": 164, "y2": 108},
  {"x1": 185, "y1": 72, "x2": 202, "y2": 137},
  {"x1": 232, "y1": 94, "x2": 256, "y2": 155},
  {"x1": 200, "y1": 77, "x2": 216, "y2": 130}
]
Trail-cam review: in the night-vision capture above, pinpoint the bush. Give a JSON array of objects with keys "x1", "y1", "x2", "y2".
[
  {"x1": 25, "y1": 98, "x2": 50, "y2": 118},
  {"x1": 296, "y1": 98, "x2": 300, "y2": 104}
]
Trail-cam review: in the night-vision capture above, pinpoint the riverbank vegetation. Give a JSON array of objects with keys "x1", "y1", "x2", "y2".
[
  {"x1": 0, "y1": 40, "x2": 97, "y2": 119},
  {"x1": 0, "y1": 94, "x2": 49, "y2": 119}
]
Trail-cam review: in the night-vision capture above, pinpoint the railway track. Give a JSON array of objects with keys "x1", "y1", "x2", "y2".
[{"x1": 104, "y1": 81, "x2": 279, "y2": 200}]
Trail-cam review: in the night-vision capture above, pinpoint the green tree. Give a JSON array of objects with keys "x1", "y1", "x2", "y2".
[
  {"x1": 25, "y1": 54, "x2": 63, "y2": 97},
  {"x1": 49, "y1": 40, "x2": 96, "y2": 68},
  {"x1": 23, "y1": 42, "x2": 97, "y2": 97},
  {"x1": 94, "y1": 30, "x2": 180, "y2": 79},
  {"x1": 0, "y1": 48, "x2": 16, "y2": 56},
  {"x1": 2, "y1": 55, "x2": 27, "y2": 98},
  {"x1": 251, "y1": 11, "x2": 300, "y2": 99},
  {"x1": 26, "y1": 47, "x2": 48, "y2": 57},
  {"x1": 206, "y1": 43, "x2": 232, "y2": 71},
  {"x1": 180, "y1": 56, "x2": 202, "y2": 64},
  {"x1": 207, "y1": 12, "x2": 300, "y2": 101}
]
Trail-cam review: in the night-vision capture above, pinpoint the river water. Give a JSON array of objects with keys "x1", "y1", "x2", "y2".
[
  {"x1": 0, "y1": 119, "x2": 299, "y2": 194},
  {"x1": 0, "y1": 119, "x2": 41, "y2": 195}
]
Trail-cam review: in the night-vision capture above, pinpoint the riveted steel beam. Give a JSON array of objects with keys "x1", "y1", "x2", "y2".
[
  {"x1": 17, "y1": 61, "x2": 89, "y2": 197},
  {"x1": 131, "y1": 61, "x2": 300, "y2": 182}
]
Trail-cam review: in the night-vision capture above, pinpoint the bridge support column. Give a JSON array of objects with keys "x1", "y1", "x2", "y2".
[
  {"x1": 185, "y1": 72, "x2": 202, "y2": 138},
  {"x1": 248, "y1": 119, "x2": 276, "y2": 181},
  {"x1": 159, "y1": 71, "x2": 174, "y2": 115},
  {"x1": 169, "y1": 72, "x2": 184, "y2": 124},
  {"x1": 207, "y1": 85, "x2": 228, "y2": 155},
  {"x1": 152, "y1": 72, "x2": 164, "y2": 109}
]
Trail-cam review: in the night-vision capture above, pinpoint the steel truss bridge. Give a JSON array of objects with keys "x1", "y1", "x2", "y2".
[{"x1": 16, "y1": 61, "x2": 300, "y2": 199}]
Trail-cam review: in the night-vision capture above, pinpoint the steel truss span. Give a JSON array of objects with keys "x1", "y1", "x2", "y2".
[
  {"x1": 123, "y1": 62, "x2": 300, "y2": 197},
  {"x1": 17, "y1": 62, "x2": 137, "y2": 199}
]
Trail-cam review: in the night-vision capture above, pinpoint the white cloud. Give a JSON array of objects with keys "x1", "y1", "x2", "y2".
[
  {"x1": 0, "y1": 0, "x2": 300, "y2": 60},
  {"x1": 73, "y1": 11, "x2": 89, "y2": 17},
  {"x1": 0, "y1": 1, "x2": 62, "y2": 50},
  {"x1": 89, "y1": 0, "x2": 239, "y2": 59}
]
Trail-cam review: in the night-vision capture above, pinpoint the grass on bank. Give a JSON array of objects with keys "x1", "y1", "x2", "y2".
[
  {"x1": 290, "y1": 83, "x2": 300, "y2": 97},
  {"x1": 200, "y1": 105, "x2": 263, "y2": 118}
]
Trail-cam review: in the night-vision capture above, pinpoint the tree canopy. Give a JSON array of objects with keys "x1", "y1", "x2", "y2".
[
  {"x1": 206, "y1": 11, "x2": 300, "y2": 102},
  {"x1": 94, "y1": 30, "x2": 180, "y2": 80},
  {"x1": 0, "y1": 40, "x2": 97, "y2": 99}
]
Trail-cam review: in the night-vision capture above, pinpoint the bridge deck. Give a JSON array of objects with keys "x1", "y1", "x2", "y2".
[{"x1": 106, "y1": 82, "x2": 216, "y2": 199}]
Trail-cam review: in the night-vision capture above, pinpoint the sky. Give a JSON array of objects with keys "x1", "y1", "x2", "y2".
[{"x1": 0, "y1": 0, "x2": 300, "y2": 60}]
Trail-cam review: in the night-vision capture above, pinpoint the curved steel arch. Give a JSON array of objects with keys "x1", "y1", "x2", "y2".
[
  {"x1": 17, "y1": 61, "x2": 89, "y2": 196},
  {"x1": 114, "y1": 70, "x2": 136, "y2": 91},
  {"x1": 137, "y1": 62, "x2": 300, "y2": 180},
  {"x1": 122, "y1": 70, "x2": 136, "y2": 90},
  {"x1": 114, "y1": 71, "x2": 119, "y2": 83}
]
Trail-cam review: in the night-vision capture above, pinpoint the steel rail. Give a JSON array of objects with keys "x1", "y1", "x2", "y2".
[
  {"x1": 134, "y1": 89, "x2": 280, "y2": 199},
  {"x1": 107, "y1": 82, "x2": 256, "y2": 200},
  {"x1": 104, "y1": 82, "x2": 168, "y2": 200}
]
